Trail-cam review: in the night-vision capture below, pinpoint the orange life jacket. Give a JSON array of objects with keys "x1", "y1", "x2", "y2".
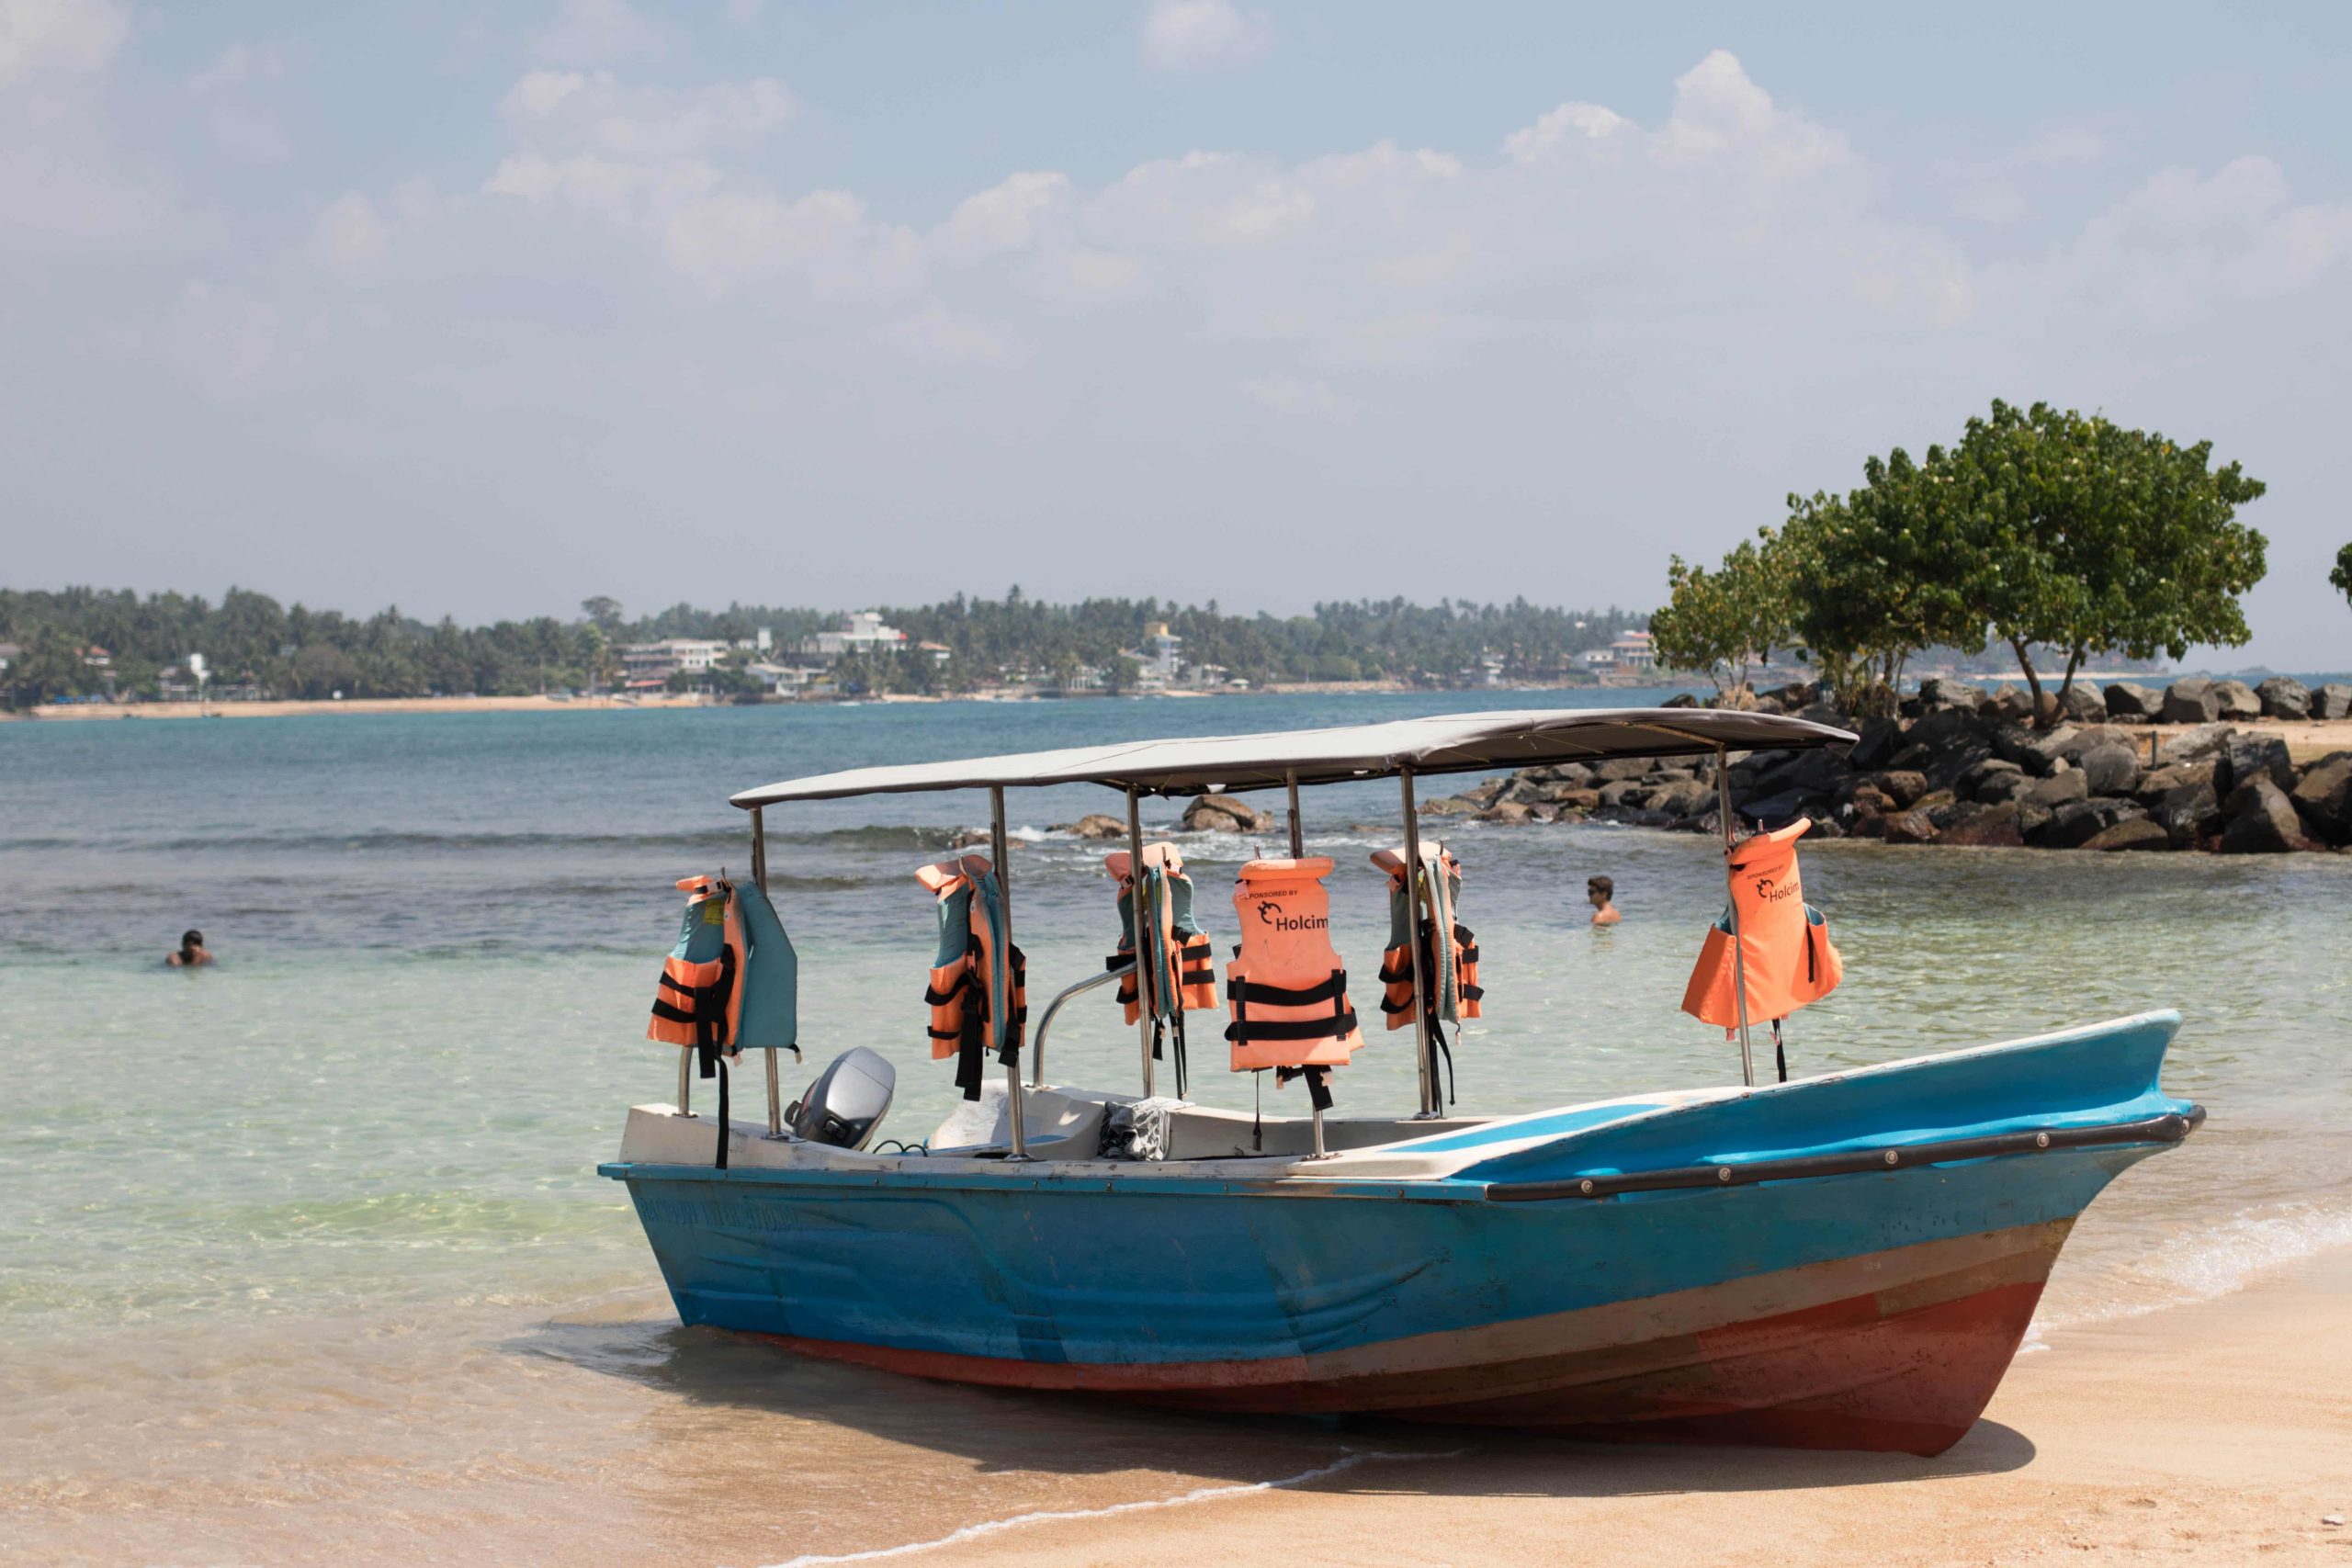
[
  {"x1": 917, "y1": 853, "x2": 1028, "y2": 1101},
  {"x1": 1681, "y1": 818, "x2": 1843, "y2": 1033},
  {"x1": 1371, "y1": 845, "x2": 1482, "y2": 1032},
  {"x1": 648, "y1": 874, "x2": 745, "y2": 1063},
  {"x1": 1224, "y1": 859, "x2": 1364, "y2": 1099}
]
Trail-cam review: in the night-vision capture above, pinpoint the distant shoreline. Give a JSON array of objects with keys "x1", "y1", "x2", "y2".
[
  {"x1": 6, "y1": 681, "x2": 1566, "y2": 720},
  {"x1": 8, "y1": 694, "x2": 720, "y2": 721}
]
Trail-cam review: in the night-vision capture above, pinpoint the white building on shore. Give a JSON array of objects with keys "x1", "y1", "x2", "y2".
[{"x1": 801, "y1": 612, "x2": 908, "y2": 660}]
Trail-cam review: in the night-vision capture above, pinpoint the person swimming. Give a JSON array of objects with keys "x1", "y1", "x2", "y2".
[
  {"x1": 1587, "y1": 876, "x2": 1620, "y2": 927},
  {"x1": 166, "y1": 929, "x2": 214, "y2": 967}
]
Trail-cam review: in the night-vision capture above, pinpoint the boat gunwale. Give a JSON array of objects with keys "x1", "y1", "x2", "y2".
[{"x1": 598, "y1": 1102, "x2": 2201, "y2": 1204}]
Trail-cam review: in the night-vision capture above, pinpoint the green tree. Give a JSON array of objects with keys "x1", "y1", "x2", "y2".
[
  {"x1": 1781, "y1": 447, "x2": 1985, "y2": 713},
  {"x1": 1952, "y1": 400, "x2": 2267, "y2": 722},
  {"x1": 1648, "y1": 531, "x2": 1792, "y2": 705},
  {"x1": 2332, "y1": 542, "x2": 2352, "y2": 610}
]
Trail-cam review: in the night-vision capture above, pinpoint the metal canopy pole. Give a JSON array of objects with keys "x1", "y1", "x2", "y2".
[
  {"x1": 1126, "y1": 787, "x2": 1156, "y2": 1099},
  {"x1": 752, "y1": 807, "x2": 782, "y2": 1137},
  {"x1": 990, "y1": 786, "x2": 1029, "y2": 1160},
  {"x1": 1715, "y1": 746, "x2": 1758, "y2": 1089},
  {"x1": 1399, "y1": 767, "x2": 1437, "y2": 1118},
  {"x1": 1285, "y1": 769, "x2": 1305, "y2": 858}
]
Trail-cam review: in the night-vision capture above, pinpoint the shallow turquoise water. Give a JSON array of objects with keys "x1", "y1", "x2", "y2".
[{"x1": 3, "y1": 693, "x2": 2348, "y2": 1560}]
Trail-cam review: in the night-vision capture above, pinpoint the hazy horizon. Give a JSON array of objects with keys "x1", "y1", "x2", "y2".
[{"x1": 6, "y1": 1, "x2": 2349, "y2": 666}]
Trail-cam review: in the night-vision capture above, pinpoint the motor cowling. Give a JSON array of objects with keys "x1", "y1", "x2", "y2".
[{"x1": 788, "y1": 1047, "x2": 896, "y2": 1149}]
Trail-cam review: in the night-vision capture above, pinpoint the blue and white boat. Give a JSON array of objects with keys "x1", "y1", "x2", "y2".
[{"x1": 601, "y1": 708, "x2": 2201, "y2": 1455}]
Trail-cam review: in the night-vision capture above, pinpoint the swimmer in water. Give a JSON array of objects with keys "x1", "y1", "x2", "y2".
[
  {"x1": 166, "y1": 929, "x2": 214, "y2": 967},
  {"x1": 1587, "y1": 876, "x2": 1620, "y2": 927}
]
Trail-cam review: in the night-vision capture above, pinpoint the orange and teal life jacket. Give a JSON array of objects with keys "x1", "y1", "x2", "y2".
[
  {"x1": 1372, "y1": 844, "x2": 1480, "y2": 1106},
  {"x1": 646, "y1": 872, "x2": 799, "y2": 1167},
  {"x1": 1104, "y1": 843, "x2": 1219, "y2": 1098},
  {"x1": 917, "y1": 853, "x2": 1027, "y2": 1101}
]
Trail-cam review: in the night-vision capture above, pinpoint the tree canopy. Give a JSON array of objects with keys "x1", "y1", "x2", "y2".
[
  {"x1": 1647, "y1": 533, "x2": 1792, "y2": 704},
  {"x1": 2333, "y1": 542, "x2": 2352, "y2": 612},
  {"x1": 1951, "y1": 400, "x2": 2267, "y2": 715},
  {"x1": 0, "y1": 586, "x2": 1645, "y2": 705},
  {"x1": 1723, "y1": 400, "x2": 2267, "y2": 721}
]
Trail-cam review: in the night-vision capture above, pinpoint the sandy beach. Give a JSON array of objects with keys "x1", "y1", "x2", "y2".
[
  {"x1": 15, "y1": 1249, "x2": 2344, "y2": 1567},
  {"x1": 899, "y1": 1252, "x2": 2352, "y2": 1568}
]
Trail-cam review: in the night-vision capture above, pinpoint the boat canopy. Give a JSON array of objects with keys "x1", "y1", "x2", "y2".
[{"x1": 730, "y1": 707, "x2": 1855, "y2": 808}]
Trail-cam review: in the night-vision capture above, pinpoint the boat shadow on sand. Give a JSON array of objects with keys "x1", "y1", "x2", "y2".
[{"x1": 509, "y1": 1314, "x2": 2038, "y2": 1498}]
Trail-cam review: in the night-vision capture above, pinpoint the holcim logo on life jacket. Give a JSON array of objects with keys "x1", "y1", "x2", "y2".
[
  {"x1": 1752, "y1": 874, "x2": 1801, "y2": 903},
  {"x1": 1257, "y1": 898, "x2": 1327, "y2": 932}
]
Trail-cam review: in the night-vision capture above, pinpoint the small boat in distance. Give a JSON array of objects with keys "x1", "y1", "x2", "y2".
[{"x1": 600, "y1": 708, "x2": 2201, "y2": 1456}]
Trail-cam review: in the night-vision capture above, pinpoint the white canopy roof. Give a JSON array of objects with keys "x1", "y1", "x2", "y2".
[{"x1": 730, "y1": 706, "x2": 1853, "y2": 807}]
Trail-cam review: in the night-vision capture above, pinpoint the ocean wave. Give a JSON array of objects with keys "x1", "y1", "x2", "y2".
[{"x1": 2038, "y1": 1198, "x2": 2352, "y2": 1332}]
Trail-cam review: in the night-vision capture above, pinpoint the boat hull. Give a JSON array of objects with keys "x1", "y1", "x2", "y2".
[
  {"x1": 608, "y1": 1013, "x2": 2199, "y2": 1456},
  {"x1": 615, "y1": 1145, "x2": 2148, "y2": 1456},
  {"x1": 758, "y1": 1216, "x2": 2062, "y2": 1455}
]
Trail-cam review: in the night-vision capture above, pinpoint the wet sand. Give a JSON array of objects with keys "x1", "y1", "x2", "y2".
[{"x1": 13, "y1": 1252, "x2": 2346, "y2": 1567}]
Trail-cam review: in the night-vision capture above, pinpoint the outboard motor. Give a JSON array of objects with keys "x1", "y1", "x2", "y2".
[{"x1": 788, "y1": 1047, "x2": 895, "y2": 1149}]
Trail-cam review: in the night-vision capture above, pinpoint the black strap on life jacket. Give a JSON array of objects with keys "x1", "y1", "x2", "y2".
[
  {"x1": 692, "y1": 943, "x2": 738, "y2": 1081},
  {"x1": 1224, "y1": 970, "x2": 1357, "y2": 1043},
  {"x1": 1772, "y1": 1018, "x2": 1788, "y2": 1084},
  {"x1": 1273, "y1": 1064, "x2": 1334, "y2": 1111},
  {"x1": 714, "y1": 1056, "x2": 730, "y2": 1168}
]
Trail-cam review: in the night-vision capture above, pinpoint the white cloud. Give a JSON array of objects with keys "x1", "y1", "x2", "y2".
[
  {"x1": 307, "y1": 192, "x2": 390, "y2": 282},
  {"x1": 188, "y1": 40, "x2": 286, "y2": 94},
  {"x1": 1140, "y1": 0, "x2": 1272, "y2": 72},
  {"x1": 502, "y1": 68, "x2": 592, "y2": 118},
  {"x1": 876, "y1": 301, "x2": 1031, "y2": 367},
  {"x1": 660, "y1": 188, "x2": 923, "y2": 301},
  {"x1": 496, "y1": 70, "x2": 793, "y2": 159},
  {"x1": 1238, "y1": 372, "x2": 1358, "y2": 423},
  {"x1": 935, "y1": 170, "x2": 1069, "y2": 265},
  {"x1": 1503, "y1": 102, "x2": 1630, "y2": 165},
  {"x1": 529, "y1": 0, "x2": 663, "y2": 67},
  {"x1": 0, "y1": 0, "x2": 126, "y2": 89}
]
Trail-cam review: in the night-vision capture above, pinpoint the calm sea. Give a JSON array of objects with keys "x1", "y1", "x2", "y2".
[{"x1": 4, "y1": 691, "x2": 2348, "y2": 1564}]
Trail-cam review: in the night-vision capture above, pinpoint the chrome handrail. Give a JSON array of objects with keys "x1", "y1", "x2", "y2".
[{"x1": 1031, "y1": 962, "x2": 1134, "y2": 1089}]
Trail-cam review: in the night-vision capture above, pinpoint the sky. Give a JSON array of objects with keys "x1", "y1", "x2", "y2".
[{"x1": 4, "y1": 0, "x2": 2350, "y2": 668}]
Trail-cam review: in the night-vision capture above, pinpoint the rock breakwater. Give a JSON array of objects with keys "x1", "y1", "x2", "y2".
[{"x1": 1424, "y1": 680, "x2": 2352, "y2": 854}]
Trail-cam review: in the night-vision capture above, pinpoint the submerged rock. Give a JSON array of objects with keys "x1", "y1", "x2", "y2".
[
  {"x1": 1938, "y1": 801, "x2": 2026, "y2": 847},
  {"x1": 2084, "y1": 817, "x2": 2174, "y2": 852},
  {"x1": 1065, "y1": 813, "x2": 1127, "y2": 840},
  {"x1": 2033, "y1": 797, "x2": 2141, "y2": 850}
]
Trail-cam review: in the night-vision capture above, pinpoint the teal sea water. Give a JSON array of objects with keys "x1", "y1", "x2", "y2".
[{"x1": 4, "y1": 692, "x2": 2348, "y2": 1563}]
